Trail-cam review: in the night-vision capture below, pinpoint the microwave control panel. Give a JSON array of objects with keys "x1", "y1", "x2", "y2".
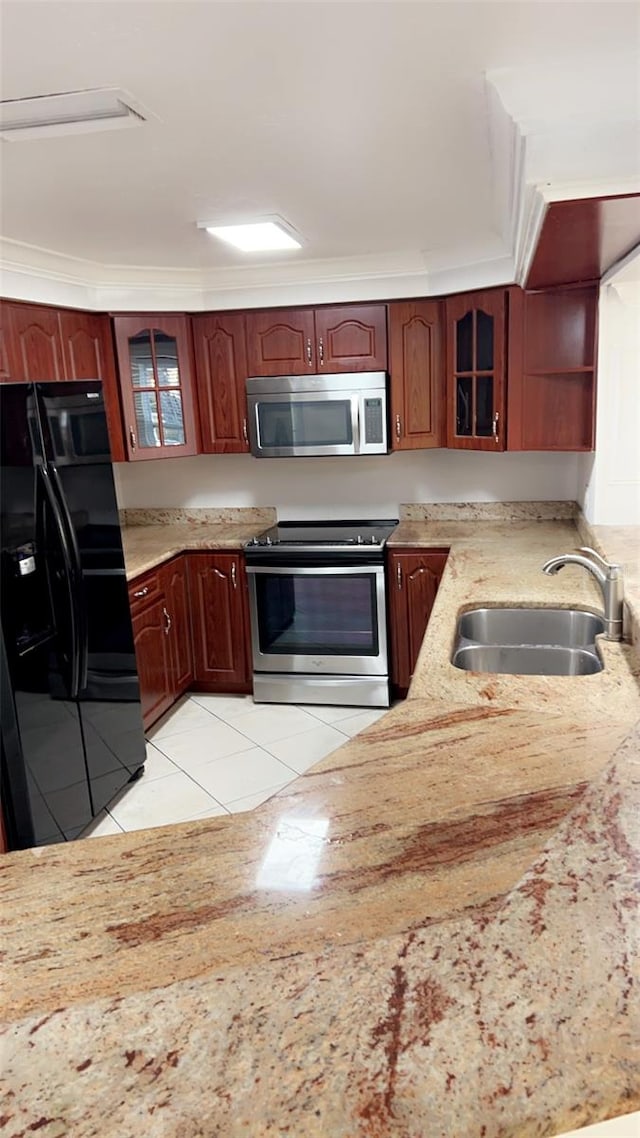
[{"x1": 364, "y1": 398, "x2": 384, "y2": 444}]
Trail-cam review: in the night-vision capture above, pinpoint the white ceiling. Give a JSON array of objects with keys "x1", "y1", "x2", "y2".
[{"x1": 1, "y1": 1, "x2": 639, "y2": 305}]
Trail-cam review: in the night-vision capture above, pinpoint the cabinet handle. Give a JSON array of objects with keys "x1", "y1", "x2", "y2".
[
  {"x1": 396, "y1": 563, "x2": 403, "y2": 591},
  {"x1": 306, "y1": 338, "x2": 312, "y2": 365},
  {"x1": 492, "y1": 412, "x2": 500, "y2": 445},
  {"x1": 133, "y1": 585, "x2": 149, "y2": 598},
  {"x1": 129, "y1": 426, "x2": 137, "y2": 451},
  {"x1": 318, "y1": 338, "x2": 324, "y2": 366},
  {"x1": 395, "y1": 414, "x2": 402, "y2": 440},
  {"x1": 231, "y1": 562, "x2": 237, "y2": 590},
  {"x1": 163, "y1": 606, "x2": 172, "y2": 635},
  {"x1": 242, "y1": 418, "x2": 248, "y2": 445}
]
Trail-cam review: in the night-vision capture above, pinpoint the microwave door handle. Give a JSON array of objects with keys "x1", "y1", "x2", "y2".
[{"x1": 351, "y1": 396, "x2": 361, "y2": 453}]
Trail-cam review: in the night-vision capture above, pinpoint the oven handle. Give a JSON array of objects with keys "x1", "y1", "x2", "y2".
[{"x1": 245, "y1": 564, "x2": 385, "y2": 576}]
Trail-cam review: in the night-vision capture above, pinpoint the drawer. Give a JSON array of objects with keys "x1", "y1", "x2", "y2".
[{"x1": 128, "y1": 568, "x2": 163, "y2": 614}]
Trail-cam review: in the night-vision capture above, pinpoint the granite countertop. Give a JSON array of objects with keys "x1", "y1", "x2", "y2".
[
  {"x1": 2, "y1": 517, "x2": 639, "y2": 1137},
  {"x1": 121, "y1": 508, "x2": 275, "y2": 580}
]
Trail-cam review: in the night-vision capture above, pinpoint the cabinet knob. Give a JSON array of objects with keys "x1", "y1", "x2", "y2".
[
  {"x1": 242, "y1": 418, "x2": 249, "y2": 445},
  {"x1": 231, "y1": 562, "x2": 237, "y2": 590},
  {"x1": 163, "y1": 606, "x2": 172, "y2": 635},
  {"x1": 133, "y1": 585, "x2": 149, "y2": 598},
  {"x1": 396, "y1": 563, "x2": 403, "y2": 591},
  {"x1": 318, "y1": 338, "x2": 324, "y2": 366},
  {"x1": 395, "y1": 414, "x2": 402, "y2": 440},
  {"x1": 492, "y1": 412, "x2": 500, "y2": 445},
  {"x1": 306, "y1": 338, "x2": 313, "y2": 366},
  {"x1": 129, "y1": 426, "x2": 137, "y2": 451}
]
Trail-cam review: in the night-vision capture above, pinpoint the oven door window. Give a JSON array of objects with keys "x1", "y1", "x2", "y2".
[
  {"x1": 256, "y1": 572, "x2": 378, "y2": 656},
  {"x1": 257, "y1": 400, "x2": 353, "y2": 450}
]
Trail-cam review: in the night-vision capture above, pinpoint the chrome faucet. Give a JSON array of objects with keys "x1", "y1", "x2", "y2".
[{"x1": 542, "y1": 547, "x2": 624, "y2": 641}]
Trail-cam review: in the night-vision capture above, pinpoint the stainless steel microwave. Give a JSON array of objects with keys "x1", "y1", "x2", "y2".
[{"x1": 245, "y1": 372, "x2": 388, "y2": 458}]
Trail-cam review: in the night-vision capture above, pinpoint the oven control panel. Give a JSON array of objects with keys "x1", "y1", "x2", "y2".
[{"x1": 363, "y1": 398, "x2": 384, "y2": 445}]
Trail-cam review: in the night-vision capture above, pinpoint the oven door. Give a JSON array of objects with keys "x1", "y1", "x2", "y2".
[{"x1": 247, "y1": 564, "x2": 388, "y2": 675}]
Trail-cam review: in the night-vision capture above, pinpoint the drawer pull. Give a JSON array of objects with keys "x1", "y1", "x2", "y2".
[
  {"x1": 306, "y1": 338, "x2": 312, "y2": 365},
  {"x1": 163, "y1": 606, "x2": 172, "y2": 635},
  {"x1": 242, "y1": 418, "x2": 249, "y2": 445},
  {"x1": 396, "y1": 563, "x2": 402, "y2": 591},
  {"x1": 318, "y1": 337, "x2": 324, "y2": 366},
  {"x1": 395, "y1": 414, "x2": 402, "y2": 440},
  {"x1": 231, "y1": 562, "x2": 237, "y2": 590},
  {"x1": 133, "y1": 585, "x2": 149, "y2": 598}
]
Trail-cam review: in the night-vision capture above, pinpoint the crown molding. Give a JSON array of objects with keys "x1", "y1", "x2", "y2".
[{"x1": 0, "y1": 234, "x2": 517, "y2": 310}]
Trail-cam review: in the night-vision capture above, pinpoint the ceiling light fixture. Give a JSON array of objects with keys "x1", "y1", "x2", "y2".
[
  {"x1": 198, "y1": 218, "x2": 302, "y2": 252},
  {"x1": 0, "y1": 88, "x2": 149, "y2": 141}
]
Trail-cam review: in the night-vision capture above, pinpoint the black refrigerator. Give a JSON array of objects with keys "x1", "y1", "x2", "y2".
[{"x1": 0, "y1": 381, "x2": 145, "y2": 849}]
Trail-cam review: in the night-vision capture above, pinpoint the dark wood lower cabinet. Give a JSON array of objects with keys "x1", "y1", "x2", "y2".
[
  {"x1": 164, "y1": 557, "x2": 194, "y2": 695},
  {"x1": 130, "y1": 592, "x2": 174, "y2": 730},
  {"x1": 188, "y1": 553, "x2": 251, "y2": 691},
  {"x1": 388, "y1": 548, "x2": 449, "y2": 694},
  {"x1": 128, "y1": 551, "x2": 251, "y2": 730}
]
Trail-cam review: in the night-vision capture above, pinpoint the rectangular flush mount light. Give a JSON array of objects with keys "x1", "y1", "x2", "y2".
[
  {"x1": 199, "y1": 218, "x2": 302, "y2": 251},
  {"x1": 0, "y1": 88, "x2": 148, "y2": 141}
]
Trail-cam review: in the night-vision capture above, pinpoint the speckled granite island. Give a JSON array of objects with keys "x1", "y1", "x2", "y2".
[{"x1": 1, "y1": 510, "x2": 639, "y2": 1138}]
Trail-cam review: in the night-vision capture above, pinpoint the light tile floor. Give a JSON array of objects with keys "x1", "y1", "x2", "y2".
[{"x1": 84, "y1": 694, "x2": 387, "y2": 837}]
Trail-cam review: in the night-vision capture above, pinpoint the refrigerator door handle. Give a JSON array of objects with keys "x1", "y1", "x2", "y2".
[
  {"x1": 48, "y1": 463, "x2": 89, "y2": 694},
  {"x1": 37, "y1": 464, "x2": 81, "y2": 699}
]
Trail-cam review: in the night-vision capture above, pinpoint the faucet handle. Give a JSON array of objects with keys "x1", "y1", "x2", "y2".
[{"x1": 578, "y1": 546, "x2": 621, "y2": 574}]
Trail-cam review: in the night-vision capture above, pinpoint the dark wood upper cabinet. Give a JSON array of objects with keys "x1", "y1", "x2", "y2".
[
  {"x1": 58, "y1": 309, "x2": 126, "y2": 462},
  {"x1": 192, "y1": 312, "x2": 250, "y2": 453},
  {"x1": 389, "y1": 300, "x2": 443, "y2": 450},
  {"x1": 445, "y1": 289, "x2": 506, "y2": 451},
  {"x1": 245, "y1": 304, "x2": 388, "y2": 376},
  {"x1": 113, "y1": 314, "x2": 199, "y2": 461},
  {"x1": 188, "y1": 553, "x2": 250, "y2": 691},
  {"x1": 388, "y1": 549, "x2": 449, "y2": 694},
  {"x1": 2, "y1": 302, "x2": 65, "y2": 382},
  {"x1": 314, "y1": 304, "x2": 387, "y2": 372},
  {"x1": 0, "y1": 319, "x2": 11, "y2": 383},
  {"x1": 507, "y1": 284, "x2": 598, "y2": 451},
  {"x1": 246, "y1": 308, "x2": 316, "y2": 375}
]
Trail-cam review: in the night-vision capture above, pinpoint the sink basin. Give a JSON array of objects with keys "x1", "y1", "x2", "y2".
[{"x1": 452, "y1": 607, "x2": 605, "y2": 676}]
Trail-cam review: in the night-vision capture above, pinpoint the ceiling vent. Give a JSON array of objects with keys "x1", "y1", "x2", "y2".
[{"x1": 0, "y1": 88, "x2": 150, "y2": 141}]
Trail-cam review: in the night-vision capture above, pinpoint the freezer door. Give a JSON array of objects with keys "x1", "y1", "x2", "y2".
[
  {"x1": 37, "y1": 383, "x2": 145, "y2": 815},
  {"x1": 0, "y1": 385, "x2": 93, "y2": 846}
]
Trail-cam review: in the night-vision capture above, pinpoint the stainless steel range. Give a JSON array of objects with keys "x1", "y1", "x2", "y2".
[{"x1": 244, "y1": 520, "x2": 398, "y2": 707}]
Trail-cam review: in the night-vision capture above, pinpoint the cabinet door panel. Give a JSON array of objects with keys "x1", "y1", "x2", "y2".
[
  {"x1": 0, "y1": 320, "x2": 12, "y2": 383},
  {"x1": 131, "y1": 596, "x2": 173, "y2": 729},
  {"x1": 389, "y1": 550, "x2": 448, "y2": 692},
  {"x1": 188, "y1": 554, "x2": 249, "y2": 689},
  {"x1": 58, "y1": 310, "x2": 126, "y2": 462},
  {"x1": 389, "y1": 301, "x2": 443, "y2": 449},
  {"x1": 445, "y1": 290, "x2": 505, "y2": 451},
  {"x1": 113, "y1": 315, "x2": 198, "y2": 460},
  {"x1": 315, "y1": 304, "x2": 387, "y2": 372},
  {"x1": 192, "y1": 312, "x2": 249, "y2": 452},
  {"x1": 162, "y1": 556, "x2": 193, "y2": 696},
  {"x1": 246, "y1": 309, "x2": 315, "y2": 375},
  {"x1": 4, "y1": 303, "x2": 65, "y2": 382}
]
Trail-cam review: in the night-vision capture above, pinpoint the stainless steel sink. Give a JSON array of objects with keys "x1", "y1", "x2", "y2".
[{"x1": 452, "y1": 607, "x2": 605, "y2": 676}]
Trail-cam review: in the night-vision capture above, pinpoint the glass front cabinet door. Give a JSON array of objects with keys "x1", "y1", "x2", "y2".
[
  {"x1": 445, "y1": 290, "x2": 506, "y2": 450},
  {"x1": 113, "y1": 315, "x2": 198, "y2": 460}
]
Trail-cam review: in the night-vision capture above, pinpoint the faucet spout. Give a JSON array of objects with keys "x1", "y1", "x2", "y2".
[{"x1": 541, "y1": 549, "x2": 623, "y2": 642}]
